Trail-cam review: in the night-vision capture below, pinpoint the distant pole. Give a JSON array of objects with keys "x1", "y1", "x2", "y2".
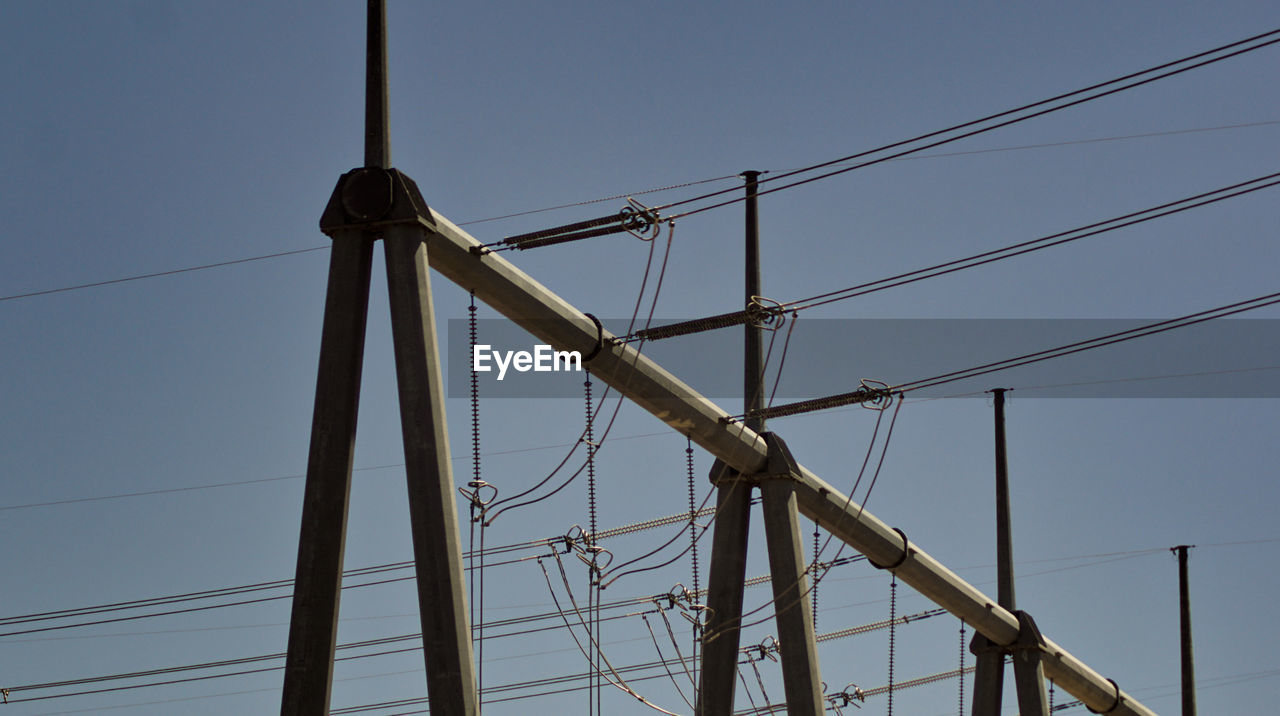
[
  {"x1": 993, "y1": 389, "x2": 1014, "y2": 610},
  {"x1": 1174, "y1": 545, "x2": 1197, "y2": 716},
  {"x1": 973, "y1": 388, "x2": 1047, "y2": 716},
  {"x1": 743, "y1": 170, "x2": 763, "y2": 429},
  {"x1": 364, "y1": 0, "x2": 389, "y2": 169},
  {"x1": 697, "y1": 171, "x2": 764, "y2": 716}
]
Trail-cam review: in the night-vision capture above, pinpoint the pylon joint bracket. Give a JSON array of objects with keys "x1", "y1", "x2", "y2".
[{"x1": 319, "y1": 167, "x2": 435, "y2": 235}]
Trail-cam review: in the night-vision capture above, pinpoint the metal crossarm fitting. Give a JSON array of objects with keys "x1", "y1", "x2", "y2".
[
  {"x1": 627, "y1": 300, "x2": 785, "y2": 343},
  {"x1": 319, "y1": 167, "x2": 436, "y2": 234},
  {"x1": 736, "y1": 383, "x2": 894, "y2": 422},
  {"x1": 480, "y1": 199, "x2": 661, "y2": 252}
]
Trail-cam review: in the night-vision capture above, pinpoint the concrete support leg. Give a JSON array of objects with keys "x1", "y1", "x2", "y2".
[
  {"x1": 281, "y1": 230, "x2": 375, "y2": 716},
  {"x1": 384, "y1": 224, "x2": 478, "y2": 716},
  {"x1": 697, "y1": 465, "x2": 753, "y2": 716},
  {"x1": 760, "y1": 478, "x2": 824, "y2": 716},
  {"x1": 970, "y1": 632, "x2": 1005, "y2": 716},
  {"x1": 1011, "y1": 612, "x2": 1049, "y2": 716}
]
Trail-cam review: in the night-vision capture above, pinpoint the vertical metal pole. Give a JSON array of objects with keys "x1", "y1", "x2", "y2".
[
  {"x1": 993, "y1": 389, "x2": 1015, "y2": 611},
  {"x1": 697, "y1": 170, "x2": 763, "y2": 716},
  {"x1": 1174, "y1": 545, "x2": 1197, "y2": 716},
  {"x1": 364, "y1": 0, "x2": 389, "y2": 170},
  {"x1": 973, "y1": 389, "x2": 1047, "y2": 716},
  {"x1": 280, "y1": 231, "x2": 375, "y2": 716},
  {"x1": 744, "y1": 168, "x2": 824, "y2": 715},
  {"x1": 384, "y1": 225, "x2": 478, "y2": 715},
  {"x1": 743, "y1": 170, "x2": 763, "y2": 430},
  {"x1": 971, "y1": 388, "x2": 1010, "y2": 716}
]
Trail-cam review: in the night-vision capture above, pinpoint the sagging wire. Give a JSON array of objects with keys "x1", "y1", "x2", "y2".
[
  {"x1": 641, "y1": 613, "x2": 693, "y2": 711},
  {"x1": 653, "y1": 29, "x2": 1280, "y2": 222},
  {"x1": 482, "y1": 219, "x2": 677, "y2": 524},
  {"x1": 655, "y1": 605, "x2": 698, "y2": 699},
  {"x1": 536, "y1": 550, "x2": 682, "y2": 716}
]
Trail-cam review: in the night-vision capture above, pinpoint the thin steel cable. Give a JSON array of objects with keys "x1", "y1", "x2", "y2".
[
  {"x1": 641, "y1": 614, "x2": 695, "y2": 711},
  {"x1": 539, "y1": 553, "x2": 682, "y2": 716},
  {"x1": 657, "y1": 30, "x2": 1280, "y2": 220},
  {"x1": 781, "y1": 171, "x2": 1280, "y2": 313},
  {"x1": 485, "y1": 220, "x2": 676, "y2": 522}
]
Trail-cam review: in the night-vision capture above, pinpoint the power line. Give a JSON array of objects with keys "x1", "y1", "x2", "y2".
[
  {"x1": 780, "y1": 171, "x2": 1280, "y2": 312},
  {"x1": 0, "y1": 246, "x2": 331, "y2": 303},
  {"x1": 655, "y1": 27, "x2": 1280, "y2": 220},
  {"x1": 621, "y1": 169, "x2": 1280, "y2": 346},
  {"x1": 739, "y1": 288, "x2": 1280, "y2": 421},
  {"x1": 4, "y1": 116, "x2": 1275, "y2": 305},
  {"x1": 0, "y1": 432, "x2": 675, "y2": 513}
]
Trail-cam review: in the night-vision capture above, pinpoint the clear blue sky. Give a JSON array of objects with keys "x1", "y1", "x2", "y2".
[{"x1": 2, "y1": 2, "x2": 1279, "y2": 714}]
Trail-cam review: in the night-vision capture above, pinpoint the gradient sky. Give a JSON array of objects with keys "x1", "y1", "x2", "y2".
[{"x1": 3, "y1": 2, "x2": 1279, "y2": 714}]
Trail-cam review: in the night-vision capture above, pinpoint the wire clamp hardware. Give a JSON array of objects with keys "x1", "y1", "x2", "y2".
[
  {"x1": 1086, "y1": 678, "x2": 1123, "y2": 714},
  {"x1": 619, "y1": 198, "x2": 661, "y2": 241},
  {"x1": 867, "y1": 527, "x2": 912, "y2": 571}
]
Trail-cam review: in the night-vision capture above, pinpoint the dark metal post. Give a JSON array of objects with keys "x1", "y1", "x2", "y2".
[
  {"x1": 971, "y1": 389, "x2": 1010, "y2": 715},
  {"x1": 993, "y1": 389, "x2": 1014, "y2": 610},
  {"x1": 743, "y1": 170, "x2": 763, "y2": 430},
  {"x1": 972, "y1": 389, "x2": 1047, "y2": 716},
  {"x1": 698, "y1": 171, "x2": 764, "y2": 716},
  {"x1": 364, "y1": 0, "x2": 389, "y2": 170},
  {"x1": 1174, "y1": 545, "x2": 1197, "y2": 716}
]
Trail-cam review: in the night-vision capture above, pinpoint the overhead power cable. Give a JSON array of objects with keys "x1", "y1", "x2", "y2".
[
  {"x1": 627, "y1": 169, "x2": 1280, "y2": 345},
  {"x1": 779, "y1": 170, "x2": 1280, "y2": 312},
  {"x1": 653, "y1": 27, "x2": 1280, "y2": 220},
  {"x1": 0, "y1": 500, "x2": 740, "y2": 636},
  {"x1": 738, "y1": 288, "x2": 1280, "y2": 422},
  {"x1": 4, "y1": 116, "x2": 1274, "y2": 304}
]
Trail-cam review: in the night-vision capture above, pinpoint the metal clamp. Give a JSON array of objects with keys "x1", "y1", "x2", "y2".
[
  {"x1": 867, "y1": 527, "x2": 912, "y2": 570},
  {"x1": 1086, "y1": 678, "x2": 1122, "y2": 714},
  {"x1": 581, "y1": 313, "x2": 606, "y2": 363}
]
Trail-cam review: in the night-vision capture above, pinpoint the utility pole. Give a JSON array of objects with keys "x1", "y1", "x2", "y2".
[
  {"x1": 971, "y1": 389, "x2": 1047, "y2": 716},
  {"x1": 280, "y1": 2, "x2": 476, "y2": 714},
  {"x1": 1173, "y1": 544, "x2": 1197, "y2": 716},
  {"x1": 697, "y1": 172, "x2": 762, "y2": 716},
  {"x1": 697, "y1": 172, "x2": 822, "y2": 716}
]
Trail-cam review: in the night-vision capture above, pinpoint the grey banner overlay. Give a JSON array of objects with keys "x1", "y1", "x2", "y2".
[{"x1": 446, "y1": 318, "x2": 1280, "y2": 399}]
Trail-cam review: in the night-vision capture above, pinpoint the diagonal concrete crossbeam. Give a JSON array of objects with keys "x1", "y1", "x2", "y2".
[{"x1": 410, "y1": 208, "x2": 1155, "y2": 716}]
